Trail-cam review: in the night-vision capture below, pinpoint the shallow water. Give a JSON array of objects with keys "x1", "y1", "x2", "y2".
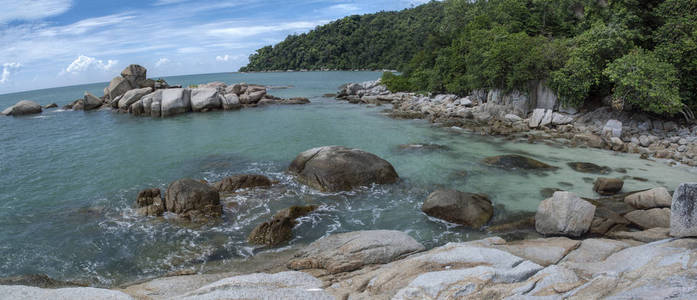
[{"x1": 1, "y1": 71, "x2": 695, "y2": 286}]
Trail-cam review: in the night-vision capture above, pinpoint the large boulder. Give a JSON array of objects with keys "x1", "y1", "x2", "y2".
[
  {"x1": 671, "y1": 183, "x2": 697, "y2": 237},
  {"x1": 118, "y1": 87, "x2": 152, "y2": 110},
  {"x1": 624, "y1": 187, "x2": 672, "y2": 209},
  {"x1": 164, "y1": 178, "x2": 221, "y2": 220},
  {"x1": 528, "y1": 108, "x2": 546, "y2": 128},
  {"x1": 174, "y1": 272, "x2": 333, "y2": 300},
  {"x1": 288, "y1": 230, "x2": 425, "y2": 274},
  {"x1": 160, "y1": 88, "x2": 191, "y2": 117},
  {"x1": 104, "y1": 76, "x2": 133, "y2": 101},
  {"x1": 602, "y1": 119, "x2": 622, "y2": 137},
  {"x1": 248, "y1": 205, "x2": 316, "y2": 246},
  {"x1": 190, "y1": 88, "x2": 223, "y2": 112},
  {"x1": 288, "y1": 146, "x2": 399, "y2": 192},
  {"x1": 421, "y1": 189, "x2": 493, "y2": 227},
  {"x1": 593, "y1": 177, "x2": 624, "y2": 195},
  {"x1": 83, "y1": 92, "x2": 103, "y2": 110},
  {"x1": 482, "y1": 154, "x2": 556, "y2": 170},
  {"x1": 121, "y1": 64, "x2": 147, "y2": 88},
  {"x1": 625, "y1": 208, "x2": 670, "y2": 229},
  {"x1": 535, "y1": 191, "x2": 596, "y2": 237},
  {"x1": 221, "y1": 93, "x2": 241, "y2": 110},
  {"x1": 2, "y1": 100, "x2": 42, "y2": 116},
  {"x1": 213, "y1": 174, "x2": 272, "y2": 193}
]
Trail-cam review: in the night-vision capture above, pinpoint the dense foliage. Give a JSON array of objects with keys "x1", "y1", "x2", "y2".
[
  {"x1": 240, "y1": 2, "x2": 444, "y2": 71},
  {"x1": 242, "y1": 0, "x2": 697, "y2": 115}
]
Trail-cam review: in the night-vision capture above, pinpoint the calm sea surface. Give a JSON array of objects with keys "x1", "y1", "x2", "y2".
[{"x1": 1, "y1": 71, "x2": 695, "y2": 286}]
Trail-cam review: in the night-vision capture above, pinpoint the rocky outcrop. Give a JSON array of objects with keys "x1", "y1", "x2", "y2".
[
  {"x1": 161, "y1": 88, "x2": 192, "y2": 117},
  {"x1": 624, "y1": 187, "x2": 672, "y2": 209},
  {"x1": 82, "y1": 92, "x2": 103, "y2": 110},
  {"x1": 135, "y1": 188, "x2": 164, "y2": 216},
  {"x1": 482, "y1": 154, "x2": 556, "y2": 170},
  {"x1": 288, "y1": 146, "x2": 399, "y2": 192},
  {"x1": 190, "y1": 88, "x2": 223, "y2": 112},
  {"x1": 288, "y1": 230, "x2": 425, "y2": 274},
  {"x1": 118, "y1": 87, "x2": 152, "y2": 110},
  {"x1": 212, "y1": 174, "x2": 272, "y2": 193},
  {"x1": 121, "y1": 64, "x2": 147, "y2": 88},
  {"x1": 104, "y1": 76, "x2": 133, "y2": 101},
  {"x1": 593, "y1": 177, "x2": 624, "y2": 195},
  {"x1": 421, "y1": 189, "x2": 493, "y2": 227},
  {"x1": 164, "y1": 178, "x2": 222, "y2": 221},
  {"x1": 2, "y1": 100, "x2": 42, "y2": 116},
  {"x1": 671, "y1": 183, "x2": 697, "y2": 237},
  {"x1": 248, "y1": 205, "x2": 316, "y2": 246},
  {"x1": 535, "y1": 191, "x2": 596, "y2": 237}
]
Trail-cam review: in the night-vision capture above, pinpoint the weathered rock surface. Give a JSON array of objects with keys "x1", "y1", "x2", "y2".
[
  {"x1": 482, "y1": 154, "x2": 556, "y2": 170},
  {"x1": 174, "y1": 271, "x2": 333, "y2": 300},
  {"x1": 421, "y1": 189, "x2": 493, "y2": 227},
  {"x1": 535, "y1": 191, "x2": 596, "y2": 237},
  {"x1": 83, "y1": 92, "x2": 103, "y2": 110},
  {"x1": 593, "y1": 177, "x2": 624, "y2": 195},
  {"x1": 190, "y1": 88, "x2": 222, "y2": 112},
  {"x1": 164, "y1": 179, "x2": 221, "y2": 220},
  {"x1": 213, "y1": 174, "x2": 271, "y2": 193},
  {"x1": 602, "y1": 119, "x2": 622, "y2": 137},
  {"x1": 288, "y1": 146, "x2": 399, "y2": 192},
  {"x1": 624, "y1": 187, "x2": 672, "y2": 209},
  {"x1": 221, "y1": 93, "x2": 241, "y2": 110},
  {"x1": 607, "y1": 227, "x2": 671, "y2": 242},
  {"x1": 121, "y1": 64, "x2": 147, "y2": 88},
  {"x1": 288, "y1": 230, "x2": 425, "y2": 274},
  {"x1": 493, "y1": 237, "x2": 580, "y2": 266},
  {"x1": 625, "y1": 208, "x2": 670, "y2": 229},
  {"x1": 559, "y1": 238, "x2": 634, "y2": 264},
  {"x1": 0, "y1": 274, "x2": 82, "y2": 289},
  {"x1": 161, "y1": 88, "x2": 191, "y2": 117},
  {"x1": 2, "y1": 100, "x2": 42, "y2": 116},
  {"x1": 118, "y1": 87, "x2": 152, "y2": 110},
  {"x1": 671, "y1": 183, "x2": 697, "y2": 237},
  {"x1": 105, "y1": 76, "x2": 133, "y2": 101}
]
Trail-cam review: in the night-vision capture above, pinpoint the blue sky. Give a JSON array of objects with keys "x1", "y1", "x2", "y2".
[{"x1": 0, "y1": 0, "x2": 428, "y2": 94}]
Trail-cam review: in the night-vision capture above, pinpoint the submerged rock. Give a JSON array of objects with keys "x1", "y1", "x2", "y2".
[
  {"x1": 288, "y1": 230, "x2": 425, "y2": 274},
  {"x1": 593, "y1": 177, "x2": 624, "y2": 195},
  {"x1": 288, "y1": 146, "x2": 399, "y2": 192},
  {"x1": 671, "y1": 183, "x2": 697, "y2": 237},
  {"x1": 482, "y1": 154, "x2": 556, "y2": 170},
  {"x1": 567, "y1": 162, "x2": 611, "y2": 174},
  {"x1": 213, "y1": 174, "x2": 272, "y2": 193},
  {"x1": 535, "y1": 191, "x2": 596, "y2": 237},
  {"x1": 44, "y1": 103, "x2": 58, "y2": 109},
  {"x1": 421, "y1": 189, "x2": 493, "y2": 227},
  {"x1": 396, "y1": 143, "x2": 450, "y2": 152},
  {"x1": 164, "y1": 178, "x2": 221, "y2": 220},
  {"x1": 2, "y1": 100, "x2": 42, "y2": 116}
]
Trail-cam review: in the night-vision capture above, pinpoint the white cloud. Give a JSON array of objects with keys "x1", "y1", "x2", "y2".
[
  {"x1": 207, "y1": 21, "x2": 326, "y2": 38},
  {"x1": 215, "y1": 55, "x2": 230, "y2": 62},
  {"x1": 63, "y1": 55, "x2": 118, "y2": 74},
  {"x1": 155, "y1": 57, "x2": 170, "y2": 67},
  {"x1": 328, "y1": 4, "x2": 360, "y2": 13},
  {"x1": 1, "y1": 63, "x2": 22, "y2": 84},
  {"x1": 0, "y1": 0, "x2": 72, "y2": 23}
]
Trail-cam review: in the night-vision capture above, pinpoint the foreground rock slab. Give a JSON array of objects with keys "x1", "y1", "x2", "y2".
[
  {"x1": 421, "y1": 189, "x2": 493, "y2": 227},
  {"x1": 0, "y1": 285, "x2": 133, "y2": 300},
  {"x1": 624, "y1": 187, "x2": 672, "y2": 209},
  {"x1": 288, "y1": 230, "x2": 424, "y2": 274},
  {"x1": 535, "y1": 191, "x2": 596, "y2": 237},
  {"x1": 288, "y1": 146, "x2": 399, "y2": 192},
  {"x1": 174, "y1": 271, "x2": 333, "y2": 300}
]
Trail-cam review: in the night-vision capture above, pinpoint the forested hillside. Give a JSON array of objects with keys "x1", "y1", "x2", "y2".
[
  {"x1": 239, "y1": 2, "x2": 444, "y2": 71},
  {"x1": 383, "y1": 0, "x2": 697, "y2": 115}
]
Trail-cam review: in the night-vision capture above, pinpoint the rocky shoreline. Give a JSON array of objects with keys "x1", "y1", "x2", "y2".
[
  {"x1": 337, "y1": 79, "x2": 697, "y2": 168},
  {"x1": 1, "y1": 64, "x2": 310, "y2": 118}
]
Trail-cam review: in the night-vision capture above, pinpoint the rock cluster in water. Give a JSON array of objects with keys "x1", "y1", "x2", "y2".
[{"x1": 337, "y1": 79, "x2": 697, "y2": 167}]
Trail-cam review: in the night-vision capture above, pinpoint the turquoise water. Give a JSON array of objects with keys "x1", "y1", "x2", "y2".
[{"x1": 1, "y1": 71, "x2": 695, "y2": 286}]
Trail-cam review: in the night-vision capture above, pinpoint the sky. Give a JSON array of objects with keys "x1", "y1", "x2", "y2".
[{"x1": 0, "y1": 0, "x2": 429, "y2": 94}]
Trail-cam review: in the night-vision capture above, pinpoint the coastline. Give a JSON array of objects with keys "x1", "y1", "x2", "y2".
[{"x1": 2, "y1": 75, "x2": 697, "y2": 299}]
